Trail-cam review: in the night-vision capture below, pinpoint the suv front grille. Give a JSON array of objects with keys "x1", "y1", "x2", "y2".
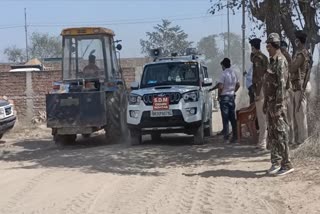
[{"x1": 142, "y1": 92, "x2": 181, "y2": 106}]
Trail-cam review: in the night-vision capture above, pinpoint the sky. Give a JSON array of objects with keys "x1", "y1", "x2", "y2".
[
  {"x1": 0, "y1": 0, "x2": 257, "y2": 61},
  {"x1": 0, "y1": 0, "x2": 318, "y2": 63}
]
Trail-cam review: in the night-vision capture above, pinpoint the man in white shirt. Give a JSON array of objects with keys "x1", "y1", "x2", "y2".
[{"x1": 213, "y1": 58, "x2": 240, "y2": 143}]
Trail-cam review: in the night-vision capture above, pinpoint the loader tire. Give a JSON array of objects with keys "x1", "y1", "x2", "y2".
[
  {"x1": 105, "y1": 86, "x2": 128, "y2": 143},
  {"x1": 54, "y1": 134, "x2": 76, "y2": 147}
]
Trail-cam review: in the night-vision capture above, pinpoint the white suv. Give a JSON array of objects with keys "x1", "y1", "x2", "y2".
[
  {"x1": 127, "y1": 55, "x2": 213, "y2": 145},
  {"x1": 0, "y1": 99, "x2": 16, "y2": 140}
]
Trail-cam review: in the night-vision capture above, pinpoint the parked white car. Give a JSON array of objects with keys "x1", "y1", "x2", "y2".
[
  {"x1": 127, "y1": 54, "x2": 213, "y2": 145},
  {"x1": 0, "y1": 99, "x2": 16, "y2": 140}
]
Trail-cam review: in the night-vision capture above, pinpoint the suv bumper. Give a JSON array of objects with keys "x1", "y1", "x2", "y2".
[
  {"x1": 0, "y1": 115, "x2": 16, "y2": 135},
  {"x1": 127, "y1": 109, "x2": 201, "y2": 134}
]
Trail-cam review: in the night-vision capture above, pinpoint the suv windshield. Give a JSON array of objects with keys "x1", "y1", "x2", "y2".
[{"x1": 141, "y1": 62, "x2": 199, "y2": 88}]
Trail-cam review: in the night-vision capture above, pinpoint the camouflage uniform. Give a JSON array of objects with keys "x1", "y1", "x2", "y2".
[
  {"x1": 264, "y1": 50, "x2": 293, "y2": 169},
  {"x1": 252, "y1": 50, "x2": 268, "y2": 148},
  {"x1": 281, "y1": 47, "x2": 295, "y2": 144}
]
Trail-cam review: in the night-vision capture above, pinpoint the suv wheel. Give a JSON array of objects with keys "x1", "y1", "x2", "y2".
[
  {"x1": 0, "y1": 134, "x2": 3, "y2": 140},
  {"x1": 194, "y1": 122, "x2": 204, "y2": 145},
  {"x1": 130, "y1": 130, "x2": 142, "y2": 146},
  {"x1": 204, "y1": 116, "x2": 213, "y2": 137}
]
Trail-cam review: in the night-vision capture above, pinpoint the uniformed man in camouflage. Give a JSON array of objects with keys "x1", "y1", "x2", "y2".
[
  {"x1": 264, "y1": 33, "x2": 294, "y2": 176},
  {"x1": 280, "y1": 41, "x2": 295, "y2": 145},
  {"x1": 290, "y1": 30, "x2": 312, "y2": 145},
  {"x1": 249, "y1": 38, "x2": 268, "y2": 150}
]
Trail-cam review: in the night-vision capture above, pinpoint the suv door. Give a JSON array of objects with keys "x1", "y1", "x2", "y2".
[{"x1": 201, "y1": 66, "x2": 212, "y2": 123}]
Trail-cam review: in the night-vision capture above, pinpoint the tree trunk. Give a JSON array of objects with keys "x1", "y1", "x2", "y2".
[
  {"x1": 280, "y1": 2, "x2": 298, "y2": 53},
  {"x1": 265, "y1": 0, "x2": 282, "y2": 35}
]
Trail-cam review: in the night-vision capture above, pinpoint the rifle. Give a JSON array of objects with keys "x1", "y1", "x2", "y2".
[{"x1": 297, "y1": 52, "x2": 313, "y2": 112}]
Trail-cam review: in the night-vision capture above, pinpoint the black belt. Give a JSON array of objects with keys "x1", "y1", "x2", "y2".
[{"x1": 220, "y1": 94, "x2": 235, "y2": 97}]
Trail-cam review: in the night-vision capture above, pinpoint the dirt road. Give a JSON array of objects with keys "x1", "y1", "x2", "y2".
[{"x1": 0, "y1": 115, "x2": 320, "y2": 214}]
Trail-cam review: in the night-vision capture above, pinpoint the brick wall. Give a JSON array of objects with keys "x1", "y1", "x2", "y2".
[
  {"x1": 32, "y1": 71, "x2": 62, "y2": 116},
  {"x1": 0, "y1": 64, "x2": 12, "y2": 72},
  {"x1": 120, "y1": 57, "x2": 152, "y2": 68},
  {"x1": 0, "y1": 57, "x2": 150, "y2": 72},
  {"x1": 0, "y1": 68, "x2": 136, "y2": 123},
  {"x1": 43, "y1": 62, "x2": 62, "y2": 70},
  {"x1": 122, "y1": 67, "x2": 135, "y2": 88}
]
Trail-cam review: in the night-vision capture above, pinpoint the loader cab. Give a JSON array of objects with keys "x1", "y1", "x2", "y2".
[{"x1": 61, "y1": 27, "x2": 122, "y2": 91}]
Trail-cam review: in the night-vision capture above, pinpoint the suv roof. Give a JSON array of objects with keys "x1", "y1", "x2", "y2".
[{"x1": 144, "y1": 55, "x2": 206, "y2": 67}]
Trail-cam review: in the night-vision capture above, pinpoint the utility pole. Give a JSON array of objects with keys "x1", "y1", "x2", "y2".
[
  {"x1": 227, "y1": 0, "x2": 230, "y2": 58},
  {"x1": 24, "y1": 8, "x2": 29, "y2": 61},
  {"x1": 223, "y1": 34, "x2": 226, "y2": 55},
  {"x1": 241, "y1": 0, "x2": 246, "y2": 86}
]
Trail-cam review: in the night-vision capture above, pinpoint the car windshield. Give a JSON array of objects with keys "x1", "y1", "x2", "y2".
[{"x1": 140, "y1": 62, "x2": 199, "y2": 88}]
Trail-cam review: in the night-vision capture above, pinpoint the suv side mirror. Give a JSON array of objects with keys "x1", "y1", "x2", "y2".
[
  {"x1": 130, "y1": 82, "x2": 139, "y2": 90},
  {"x1": 203, "y1": 78, "x2": 213, "y2": 87},
  {"x1": 116, "y1": 44, "x2": 122, "y2": 51}
]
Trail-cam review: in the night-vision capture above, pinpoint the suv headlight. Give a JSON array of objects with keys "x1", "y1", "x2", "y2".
[
  {"x1": 128, "y1": 94, "x2": 142, "y2": 105},
  {"x1": 183, "y1": 91, "x2": 199, "y2": 102}
]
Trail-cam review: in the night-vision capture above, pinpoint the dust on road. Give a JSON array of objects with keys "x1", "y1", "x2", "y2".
[{"x1": 0, "y1": 115, "x2": 319, "y2": 214}]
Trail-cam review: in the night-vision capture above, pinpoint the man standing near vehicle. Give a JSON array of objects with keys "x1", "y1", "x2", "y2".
[
  {"x1": 215, "y1": 58, "x2": 240, "y2": 143},
  {"x1": 280, "y1": 41, "x2": 295, "y2": 145},
  {"x1": 249, "y1": 38, "x2": 268, "y2": 150},
  {"x1": 290, "y1": 30, "x2": 312, "y2": 145},
  {"x1": 264, "y1": 33, "x2": 294, "y2": 176}
]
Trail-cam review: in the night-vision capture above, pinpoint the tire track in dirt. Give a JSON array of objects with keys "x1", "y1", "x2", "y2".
[
  {"x1": 142, "y1": 171, "x2": 183, "y2": 214},
  {"x1": 189, "y1": 171, "x2": 234, "y2": 214},
  {"x1": 58, "y1": 174, "x2": 119, "y2": 214},
  {"x1": 28, "y1": 204, "x2": 57, "y2": 214},
  {"x1": 85, "y1": 177, "x2": 124, "y2": 214},
  {"x1": 227, "y1": 180, "x2": 286, "y2": 214},
  {"x1": 0, "y1": 170, "x2": 55, "y2": 214},
  {"x1": 130, "y1": 167, "x2": 200, "y2": 214},
  {"x1": 93, "y1": 175, "x2": 141, "y2": 214},
  {"x1": 109, "y1": 176, "x2": 162, "y2": 214},
  {"x1": 251, "y1": 188, "x2": 286, "y2": 214},
  {"x1": 61, "y1": 188, "x2": 102, "y2": 214},
  {"x1": 126, "y1": 171, "x2": 173, "y2": 214},
  {"x1": 157, "y1": 167, "x2": 201, "y2": 214}
]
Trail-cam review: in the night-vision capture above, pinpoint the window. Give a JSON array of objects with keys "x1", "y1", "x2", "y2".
[
  {"x1": 110, "y1": 38, "x2": 120, "y2": 79},
  {"x1": 203, "y1": 66, "x2": 208, "y2": 78},
  {"x1": 104, "y1": 37, "x2": 113, "y2": 80},
  {"x1": 62, "y1": 35, "x2": 105, "y2": 80},
  {"x1": 141, "y1": 62, "x2": 199, "y2": 88}
]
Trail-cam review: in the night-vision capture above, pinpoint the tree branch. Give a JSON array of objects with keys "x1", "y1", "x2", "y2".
[
  {"x1": 298, "y1": 0, "x2": 320, "y2": 53},
  {"x1": 280, "y1": 1, "x2": 298, "y2": 51},
  {"x1": 249, "y1": 0, "x2": 266, "y2": 22}
]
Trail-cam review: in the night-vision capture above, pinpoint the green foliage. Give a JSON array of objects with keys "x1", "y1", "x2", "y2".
[
  {"x1": 3, "y1": 32, "x2": 62, "y2": 62},
  {"x1": 3, "y1": 46, "x2": 26, "y2": 63},
  {"x1": 140, "y1": 19, "x2": 193, "y2": 56}
]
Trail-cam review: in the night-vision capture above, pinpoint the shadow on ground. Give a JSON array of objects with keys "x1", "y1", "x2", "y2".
[
  {"x1": 183, "y1": 169, "x2": 268, "y2": 179},
  {"x1": 0, "y1": 132, "x2": 267, "y2": 176}
]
